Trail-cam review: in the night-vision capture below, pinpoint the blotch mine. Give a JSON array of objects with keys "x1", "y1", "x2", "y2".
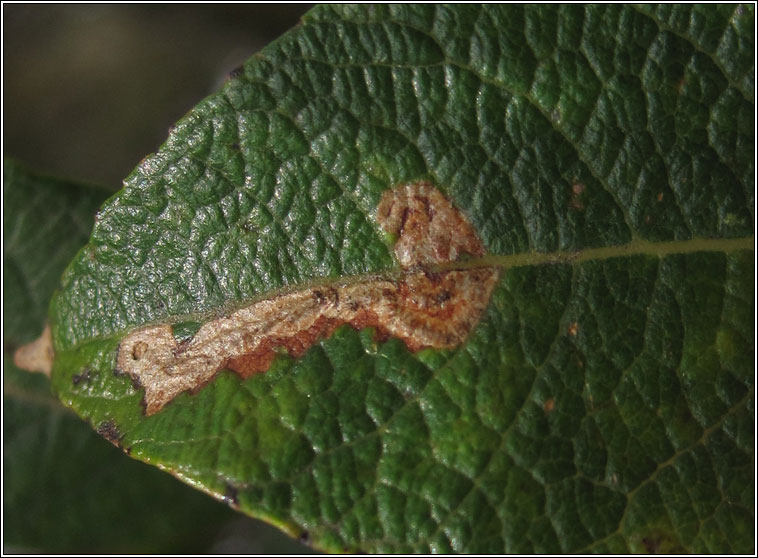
[{"x1": 118, "y1": 182, "x2": 499, "y2": 415}]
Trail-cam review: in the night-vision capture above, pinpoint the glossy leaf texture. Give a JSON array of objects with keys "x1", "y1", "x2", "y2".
[
  {"x1": 48, "y1": 5, "x2": 754, "y2": 553},
  {"x1": 2, "y1": 160, "x2": 313, "y2": 553}
]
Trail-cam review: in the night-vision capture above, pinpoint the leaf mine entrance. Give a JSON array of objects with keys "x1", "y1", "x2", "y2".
[{"x1": 117, "y1": 182, "x2": 499, "y2": 415}]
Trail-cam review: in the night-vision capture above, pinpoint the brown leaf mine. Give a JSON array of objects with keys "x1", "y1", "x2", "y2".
[{"x1": 118, "y1": 182, "x2": 499, "y2": 415}]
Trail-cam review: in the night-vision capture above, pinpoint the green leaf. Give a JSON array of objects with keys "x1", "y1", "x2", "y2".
[
  {"x1": 48, "y1": 5, "x2": 753, "y2": 553},
  {"x1": 2, "y1": 160, "x2": 314, "y2": 553}
]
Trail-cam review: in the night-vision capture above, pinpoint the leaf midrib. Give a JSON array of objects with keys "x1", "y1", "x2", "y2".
[
  {"x1": 452, "y1": 235, "x2": 755, "y2": 270},
  {"x1": 58, "y1": 235, "x2": 754, "y2": 352}
]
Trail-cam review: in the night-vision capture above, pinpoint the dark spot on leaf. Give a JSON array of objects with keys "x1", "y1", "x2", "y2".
[
  {"x1": 72, "y1": 368, "x2": 91, "y2": 386},
  {"x1": 414, "y1": 194, "x2": 432, "y2": 219},
  {"x1": 132, "y1": 341, "x2": 147, "y2": 360},
  {"x1": 298, "y1": 531, "x2": 310, "y2": 544},
  {"x1": 433, "y1": 290, "x2": 451, "y2": 304},
  {"x1": 399, "y1": 207, "x2": 410, "y2": 234},
  {"x1": 97, "y1": 420, "x2": 122, "y2": 447},
  {"x1": 424, "y1": 270, "x2": 444, "y2": 285},
  {"x1": 642, "y1": 536, "x2": 661, "y2": 554},
  {"x1": 231, "y1": 142, "x2": 240, "y2": 150},
  {"x1": 227, "y1": 65, "x2": 244, "y2": 80},
  {"x1": 173, "y1": 337, "x2": 192, "y2": 356},
  {"x1": 224, "y1": 483, "x2": 239, "y2": 507},
  {"x1": 312, "y1": 288, "x2": 338, "y2": 306}
]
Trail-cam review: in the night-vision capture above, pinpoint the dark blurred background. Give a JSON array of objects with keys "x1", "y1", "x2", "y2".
[
  {"x1": 3, "y1": 4, "x2": 319, "y2": 554},
  {"x1": 4, "y1": 3, "x2": 311, "y2": 189}
]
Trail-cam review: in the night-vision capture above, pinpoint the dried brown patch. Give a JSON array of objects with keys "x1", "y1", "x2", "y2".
[
  {"x1": 568, "y1": 322, "x2": 578, "y2": 336},
  {"x1": 13, "y1": 324, "x2": 54, "y2": 376},
  {"x1": 118, "y1": 182, "x2": 499, "y2": 415},
  {"x1": 376, "y1": 182, "x2": 485, "y2": 267}
]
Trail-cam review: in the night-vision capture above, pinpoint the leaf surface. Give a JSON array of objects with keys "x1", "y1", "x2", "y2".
[{"x1": 48, "y1": 5, "x2": 754, "y2": 553}]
